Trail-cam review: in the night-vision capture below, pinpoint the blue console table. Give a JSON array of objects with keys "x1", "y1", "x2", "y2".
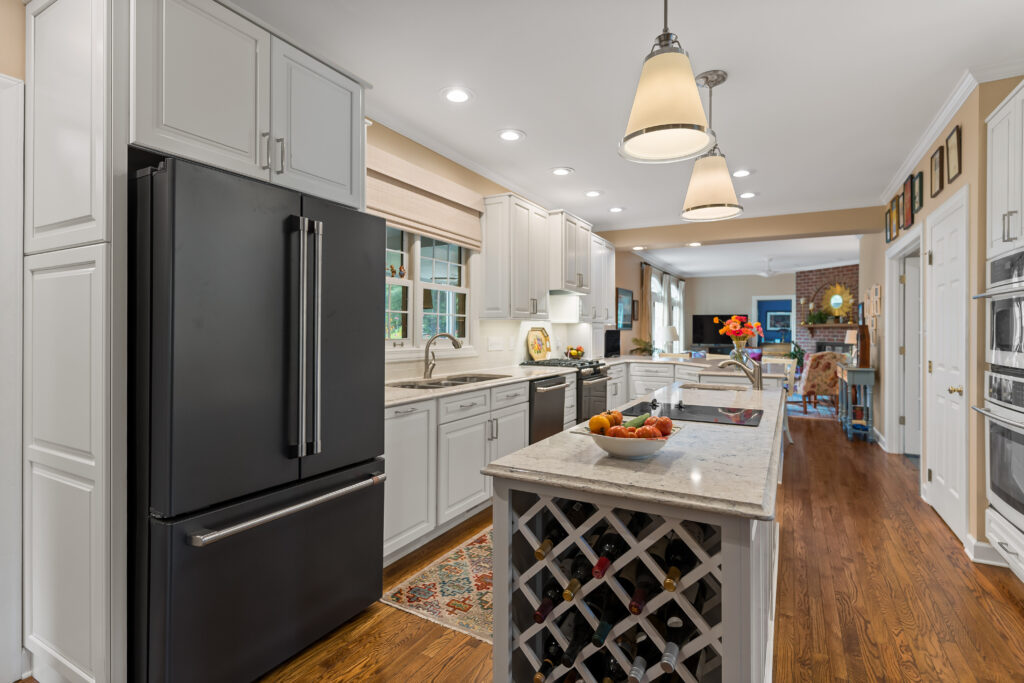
[{"x1": 837, "y1": 364, "x2": 875, "y2": 442}]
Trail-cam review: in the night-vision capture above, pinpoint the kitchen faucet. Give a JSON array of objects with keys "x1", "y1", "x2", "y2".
[
  {"x1": 424, "y1": 333, "x2": 463, "y2": 378},
  {"x1": 718, "y1": 357, "x2": 764, "y2": 390}
]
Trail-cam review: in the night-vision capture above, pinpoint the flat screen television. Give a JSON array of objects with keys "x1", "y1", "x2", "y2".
[{"x1": 691, "y1": 314, "x2": 745, "y2": 345}]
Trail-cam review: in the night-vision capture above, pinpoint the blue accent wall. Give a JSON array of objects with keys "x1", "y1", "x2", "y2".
[{"x1": 757, "y1": 299, "x2": 792, "y2": 343}]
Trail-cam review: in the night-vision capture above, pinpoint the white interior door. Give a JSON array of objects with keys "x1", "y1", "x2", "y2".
[
  {"x1": 925, "y1": 189, "x2": 968, "y2": 541},
  {"x1": 903, "y1": 256, "x2": 922, "y2": 455}
]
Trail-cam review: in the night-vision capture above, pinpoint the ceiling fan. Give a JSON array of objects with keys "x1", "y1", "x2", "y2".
[{"x1": 758, "y1": 258, "x2": 777, "y2": 278}]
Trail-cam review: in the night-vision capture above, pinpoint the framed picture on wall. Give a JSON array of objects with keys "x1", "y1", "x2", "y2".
[
  {"x1": 616, "y1": 287, "x2": 633, "y2": 330},
  {"x1": 903, "y1": 176, "x2": 914, "y2": 228},
  {"x1": 890, "y1": 196, "x2": 901, "y2": 236},
  {"x1": 884, "y1": 209, "x2": 892, "y2": 242},
  {"x1": 931, "y1": 146, "x2": 944, "y2": 197},
  {"x1": 946, "y1": 125, "x2": 962, "y2": 183},
  {"x1": 898, "y1": 191, "x2": 906, "y2": 229},
  {"x1": 912, "y1": 171, "x2": 924, "y2": 213},
  {"x1": 766, "y1": 311, "x2": 791, "y2": 331}
]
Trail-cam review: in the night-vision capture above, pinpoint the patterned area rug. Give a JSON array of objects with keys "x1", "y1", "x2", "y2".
[
  {"x1": 786, "y1": 399, "x2": 838, "y2": 420},
  {"x1": 381, "y1": 529, "x2": 493, "y2": 644}
]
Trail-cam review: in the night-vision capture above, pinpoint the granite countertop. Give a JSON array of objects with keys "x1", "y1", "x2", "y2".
[
  {"x1": 482, "y1": 383, "x2": 785, "y2": 519},
  {"x1": 606, "y1": 356, "x2": 790, "y2": 380},
  {"x1": 384, "y1": 365, "x2": 577, "y2": 407}
]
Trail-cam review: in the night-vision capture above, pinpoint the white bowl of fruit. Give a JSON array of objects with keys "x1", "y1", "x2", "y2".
[{"x1": 579, "y1": 410, "x2": 679, "y2": 460}]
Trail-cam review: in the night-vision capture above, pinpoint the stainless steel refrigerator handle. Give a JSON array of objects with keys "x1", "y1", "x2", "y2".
[
  {"x1": 534, "y1": 384, "x2": 565, "y2": 393},
  {"x1": 313, "y1": 220, "x2": 324, "y2": 455},
  {"x1": 297, "y1": 217, "x2": 309, "y2": 457},
  {"x1": 188, "y1": 473, "x2": 387, "y2": 547},
  {"x1": 972, "y1": 404, "x2": 1024, "y2": 430},
  {"x1": 583, "y1": 376, "x2": 610, "y2": 385}
]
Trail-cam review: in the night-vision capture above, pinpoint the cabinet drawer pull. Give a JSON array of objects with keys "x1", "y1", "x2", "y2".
[
  {"x1": 275, "y1": 137, "x2": 286, "y2": 174},
  {"x1": 1003, "y1": 212, "x2": 1009, "y2": 242},
  {"x1": 998, "y1": 540, "x2": 1019, "y2": 557},
  {"x1": 1009, "y1": 210, "x2": 1019, "y2": 242},
  {"x1": 188, "y1": 474, "x2": 386, "y2": 547},
  {"x1": 503, "y1": 392, "x2": 522, "y2": 399},
  {"x1": 260, "y1": 132, "x2": 271, "y2": 170},
  {"x1": 459, "y1": 402, "x2": 479, "y2": 408},
  {"x1": 393, "y1": 407, "x2": 417, "y2": 415}
]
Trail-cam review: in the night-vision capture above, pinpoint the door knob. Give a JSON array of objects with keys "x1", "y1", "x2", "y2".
[{"x1": 947, "y1": 386, "x2": 964, "y2": 395}]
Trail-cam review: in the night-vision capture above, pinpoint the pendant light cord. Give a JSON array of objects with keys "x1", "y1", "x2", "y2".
[{"x1": 663, "y1": 0, "x2": 669, "y2": 33}]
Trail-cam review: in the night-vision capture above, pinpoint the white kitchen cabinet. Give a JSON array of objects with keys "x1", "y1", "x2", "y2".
[
  {"x1": 581, "y1": 234, "x2": 615, "y2": 324},
  {"x1": 548, "y1": 210, "x2": 592, "y2": 293},
  {"x1": 987, "y1": 84, "x2": 1024, "y2": 259},
  {"x1": 270, "y1": 38, "x2": 363, "y2": 207},
  {"x1": 630, "y1": 378, "x2": 672, "y2": 400},
  {"x1": 133, "y1": 0, "x2": 272, "y2": 180},
  {"x1": 438, "y1": 412, "x2": 492, "y2": 524},
  {"x1": 700, "y1": 373, "x2": 784, "y2": 389},
  {"x1": 23, "y1": 243, "x2": 110, "y2": 683},
  {"x1": 608, "y1": 377, "x2": 627, "y2": 410},
  {"x1": 482, "y1": 194, "x2": 549, "y2": 319},
  {"x1": 675, "y1": 365, "x2": 701, "y2": 383},
  {"x1": 383, "y1": 401, "x2": 436, "y2": 557},
  {"x1": 25, "y1": 0, "x2": 110, "y2": 253},
  {"x1": 489, "y1": 403, "x2": 529, "y2": 494}
]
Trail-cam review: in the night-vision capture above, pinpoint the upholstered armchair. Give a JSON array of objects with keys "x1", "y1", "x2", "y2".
[{"x1": 795, "y1": 351, "x2": 845, "y2": 413}]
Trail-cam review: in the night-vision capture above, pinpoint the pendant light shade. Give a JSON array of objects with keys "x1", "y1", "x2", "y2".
[
  {"x1": 619, "y1": 1, "x2": 714, "y2": 163},
  {"x1": 681, "y1": 69, "x2": 743, "y2": 222},
  {"x1": 681, "y1": 150, "x2": 743, "y2": 221}
]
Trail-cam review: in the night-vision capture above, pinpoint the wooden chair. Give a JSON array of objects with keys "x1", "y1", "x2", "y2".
[{"x1": 794, "y1": 351, "x2": 845, "y2": 414}]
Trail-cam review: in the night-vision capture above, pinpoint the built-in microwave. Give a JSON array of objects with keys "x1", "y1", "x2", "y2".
[
  {"x1": 983, "y1": 289, "x2": 1024, "y2": 368},
  {"x1": 988, "y1": 248, "x2": 1024, "y2": 292},
  {"x1": 975, "y1": 368, "x2": 1024, "y2": 532}
]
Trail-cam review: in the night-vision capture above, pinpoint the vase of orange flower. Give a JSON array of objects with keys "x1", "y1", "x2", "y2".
[{"x1": 713, "y1": 315, "x2": 764, "y2": 363}]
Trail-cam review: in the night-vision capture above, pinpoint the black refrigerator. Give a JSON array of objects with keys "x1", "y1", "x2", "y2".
[{"x1": 131, "y1": 157, "x2": 385, "y2": 682}]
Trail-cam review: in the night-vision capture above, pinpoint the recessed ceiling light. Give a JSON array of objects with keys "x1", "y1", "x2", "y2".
[
  {"x1": 688, "y1": 242, "x2": 702, "y2": 247},
  {"x1": 441, "y1": 86, "x2": 472, "y2": 103},
  {"x1": 551, "y1": 167, "x2": 574, "y2": 176},
  {"x1": 498, "y1": 129, "x2": 525, "y2": 141},
  {"x1": 609, "y1": 207, "x2": 624, "y2": 213},
  {"x1": 732, "y1": 169, "x2": 751, "y2": 178},
  {"x1": 632, "y1": 246, "x2": 645, "y2": 251},
  {"x1": 739, "y1": 192, "x2": 757, "y2": 199},
  {"x1": 585, "y1": 190, "x2": 601, "y2": 198}
]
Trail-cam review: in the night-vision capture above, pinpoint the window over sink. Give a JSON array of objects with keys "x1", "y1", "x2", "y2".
[{"x1": 385, "y1": 227, "x2": 472, "y2": 352}]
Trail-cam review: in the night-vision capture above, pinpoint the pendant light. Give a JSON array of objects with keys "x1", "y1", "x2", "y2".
[
  {"x1": 681, "y1": 70, "x2": 743, "y2": 222},
  {"x1": 620, "y1": 0, "x2": 715, "y2": 163}
]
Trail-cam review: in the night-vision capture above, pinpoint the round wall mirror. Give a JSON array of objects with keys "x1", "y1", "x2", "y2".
[{"x1": 822, "y1": 283, "x2": 854, "y2": 318}]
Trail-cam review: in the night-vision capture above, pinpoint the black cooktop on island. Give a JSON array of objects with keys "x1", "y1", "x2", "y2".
[
  {"x1": 622, "y1": 399, "x2": 763, "y2": 427},
  {"x1": 521, "y1": 358, "x2": 604, "y2": 370}
]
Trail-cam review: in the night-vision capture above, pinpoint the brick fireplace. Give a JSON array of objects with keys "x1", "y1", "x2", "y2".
[{"x1": 794, "y1": 264, "x2": 859, "y2": 353}]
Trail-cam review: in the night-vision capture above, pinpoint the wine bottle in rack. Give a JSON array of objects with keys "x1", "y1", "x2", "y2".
[
  {"x1": 626, "y1": 637, "x2": 660, "y2": 683},
  {"x1": 557, "y1": 671, "x2": 581, "y2": 683},
  {"x1": 591, "y1": 532, "x2": 628, "y2": 579},
  {"x1": 560, "y1": 609, "x2": 593, "y2": 667},
  {"x1": 624, "y1": 511, "x2": 652, "y2": 539},
  {"x1": 659, "y1": 582, "x2": 709, "y2": 673},
  {"x1": 662, "y1": 537, "x2": 698, "y2": 592},
  {"x1": 587, "y1": 580, "x2": 633, "y2": 647},
  {"x1": 533, "y1": 634, "x2": 566, "y2": 683},
  {"x1": 562, "y1": 551, "x2": 593, "y2": 601},
  {"x1": 534, "y1": 518, "x2": 569, "y2": 560},
  {"x1": 562, "y1": 499, "x2": 597, "y2": 527},
  {"x1": 533, "y1": 578, "x2": 564, "y2": 623},
  {"x1": 622, "y1": 560, "x2": 662, "y2": 614},
  {"x1": 601, "y1": 649, "x2": 627, "y2": 683}
]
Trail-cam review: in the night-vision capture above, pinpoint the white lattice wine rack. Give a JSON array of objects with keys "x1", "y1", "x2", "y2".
[{"x1": 492, "y1": 480, "x2": 778, "y2": 683}]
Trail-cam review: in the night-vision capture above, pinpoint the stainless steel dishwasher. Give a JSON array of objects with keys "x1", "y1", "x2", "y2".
[{"x1": 529, "y1": 376, "x2": 567, "y2": 443}]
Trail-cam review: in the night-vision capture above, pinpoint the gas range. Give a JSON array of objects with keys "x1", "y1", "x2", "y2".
[{"x1": 521, "y1": 358, "x2": 606, "y2": 377}]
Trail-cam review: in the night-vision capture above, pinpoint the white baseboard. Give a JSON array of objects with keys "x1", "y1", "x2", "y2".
[
  {"x1": 965, "y1": 533, "x2": 1009, "y2": 567},
  {"x1": 872, "y1": 427, "x2": 890, "y2": 452}
]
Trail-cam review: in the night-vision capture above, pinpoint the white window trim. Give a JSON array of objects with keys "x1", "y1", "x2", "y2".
[{"x1": 385, "y1": 230, "x2": 480, "y2": 362}]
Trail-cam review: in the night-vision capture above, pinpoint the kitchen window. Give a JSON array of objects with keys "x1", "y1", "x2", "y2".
[{"x1": 385, "y1": 228, "x2": 471, "y2": 350}]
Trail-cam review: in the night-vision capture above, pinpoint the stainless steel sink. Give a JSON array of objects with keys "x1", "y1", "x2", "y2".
[{"x1": 387, "y1": 373, "x2": 511, "y2": 390}]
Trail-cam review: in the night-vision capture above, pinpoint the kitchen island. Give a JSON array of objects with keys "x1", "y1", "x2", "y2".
[{"x1": 483, "y1": 383, "x2": 784, "y2": 683}]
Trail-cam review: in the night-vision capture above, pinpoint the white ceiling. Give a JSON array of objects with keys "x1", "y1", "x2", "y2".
[
  {"x1": 234, "y1": 0, "x2": 1024, "y2": 232},
  {"x1": 643, "y1": 235, "x2": 861, "y2": 278}
]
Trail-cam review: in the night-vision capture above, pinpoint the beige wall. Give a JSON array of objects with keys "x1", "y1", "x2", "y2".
[
  {"x1": 683, "y1": 274, "x2": 796, "y2": 347},
  {"x1": 600, "y1": 206, "x2": 879, "y2": 251},
  {"x1": 614, "y1": 251, "x2": 645, "y2": 353},
  {"x1": 859, "y1": 75, "x2": 1024, "y2": 542},
  {"x1": 0, "y1": 0, "x2": 24, "y2": 80}
]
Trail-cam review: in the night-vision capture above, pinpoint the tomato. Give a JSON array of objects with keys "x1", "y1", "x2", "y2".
[
  {"x1": 636, "y1": 425, "x2": 660, "y2": 439},
  {"x1": 606, "y1": 426, "x2": 626, "y2": 438},
  {"x1": 644, "y1": 417, "x2": 658, "y2": 427},
  {"x1": 608, "y1": 410, "x2": 623, "y2": 427},
  {"x1": 654, "y1": 416, "x2": 673, "y2": 436},
  {"x1": 588, "y1": 414, "x2": 611, "y2": 435}
]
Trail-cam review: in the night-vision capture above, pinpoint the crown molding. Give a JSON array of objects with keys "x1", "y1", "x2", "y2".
[
  {"x1": 879, "y1": 70, "x2": 977, "y2": 203},
  {"x1": 971, "y1": 58, "x2": 1024, "y2": 84}
]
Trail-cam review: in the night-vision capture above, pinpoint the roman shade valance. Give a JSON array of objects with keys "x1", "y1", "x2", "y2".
[{"x1": 365, "y1": 144, "x2": 484, "y2": 250}]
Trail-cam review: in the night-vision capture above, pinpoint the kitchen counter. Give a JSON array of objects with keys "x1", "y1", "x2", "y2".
[
  {"x1": 483, "y1": 382, "x2": 785, "y2": 519},
  {"x1": 604, "y1": 355, "x2": 791, "y2": 381},
  {"x1": 383, "y1": 365, "x2": 576, "y2": 407}
]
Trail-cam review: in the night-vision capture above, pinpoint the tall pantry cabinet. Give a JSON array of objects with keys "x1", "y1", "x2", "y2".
[{"x1": 19, "y1": 0, "x2": 367, "y2": 681}]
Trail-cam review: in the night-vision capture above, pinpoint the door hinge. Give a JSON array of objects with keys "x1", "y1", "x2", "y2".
[
  {"x1": 928, "y1": 250, "x2": 933, "y2": 265},
  {"x1": 899, "y1": 345, "x2": 905, "y2": 355},
  {"x1": 927, "y1": 468, "x2": 933, "y2": 482},
  {"x1": 899, "y1": 416, "x2": 906, "y2": 425},
  {"x1": 899, "y1": 274, "x2": 906, "y2": 285},
  {"x1": 928, "y1": 360, "x2": 933, "y2": 373}
]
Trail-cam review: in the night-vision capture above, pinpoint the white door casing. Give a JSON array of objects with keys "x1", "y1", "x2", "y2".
[
  {"x1": 903, "y1": 256, "x2": 922, "y2": 456},
  {"x1": 883, "y1": 224, "x2": 923, "y2": 456},
  {"x1": 925, "y1": 186, "x2": 969, "y2": 542}
]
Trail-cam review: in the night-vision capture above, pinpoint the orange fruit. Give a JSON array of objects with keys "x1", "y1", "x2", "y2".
[
  {"x1": 654, "y1": 416, "x2": 673, "y2": 436},
  {"x1": 588, "y1": 414, "x2": 611, "y2": 435},
  {"x1": 606, "y1": 425, "x2": 626, "y2": 438},
  {"x1": 608, "y1": 410, "x2": 623, "y2": 427}
]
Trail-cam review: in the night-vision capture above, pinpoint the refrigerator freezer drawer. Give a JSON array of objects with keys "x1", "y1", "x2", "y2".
[{"x1": 143, "y1": 460, "x2": 384, "y2": 683}]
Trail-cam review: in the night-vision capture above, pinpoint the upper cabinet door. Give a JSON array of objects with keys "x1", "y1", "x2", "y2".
[
  {"x1": 270, "y1": 39, "x2": 364, "y2": 209},
  {"x1": 133, "y1": 0, "x2": 271, "y2": 179},
  {"x1": 988, "y1": 100, "x2": 1019, "y2": 259},
  {"x1": 509, "y1": 199, "x2": 533, "y2": 319},
  {"x1": 576, "y1": 220, "x2": 592, "y2": 293},
  {"x1": 530, "y1": 206, "x2": 549, "y2": 319},
  {"x1": 25, "y1": 0, "x2": 109, "y2": 253}
]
